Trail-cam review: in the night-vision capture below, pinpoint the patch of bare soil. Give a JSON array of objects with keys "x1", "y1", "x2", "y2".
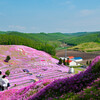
[{"x1": 56, "y1": 50, "x2": 100, "y2": 64}]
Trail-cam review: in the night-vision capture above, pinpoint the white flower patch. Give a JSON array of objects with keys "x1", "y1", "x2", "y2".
[{"x1": 17, "y1": 48, "x2": 22, "y2": 51}]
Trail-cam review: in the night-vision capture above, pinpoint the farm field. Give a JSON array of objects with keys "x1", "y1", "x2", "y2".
[{"x1": 56, "y1": 49, "x2": 100, "y2": 64}]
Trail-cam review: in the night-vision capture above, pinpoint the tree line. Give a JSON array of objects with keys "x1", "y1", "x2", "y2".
[{"x1": 0, "y1": 34, "x2": 56, "y2": 56}]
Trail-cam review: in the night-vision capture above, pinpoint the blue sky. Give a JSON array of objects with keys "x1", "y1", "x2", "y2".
[{"x1": 0, "y1": 0, "x2": 100, "y2": 33}]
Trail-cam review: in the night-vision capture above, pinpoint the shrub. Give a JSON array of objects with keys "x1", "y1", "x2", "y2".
[
  {"x1": 14, "y1": 84, "x2": 17, "y2": 87},
  {"x1": 89, "y1": 60, "x2": 92, "y2": 65},
  {"x1": 86, "y1": 61, "x2": 88, "y2": 65},
  {"x1": 5, "y1": 70, "x2": 10, "y2": 76},
  {"x1": 63, "y1": 59, "x2": 67, "y2": 65},
  {"x1": 67, "y1": 58, "x2": 69, "y2": 65},
  {"x1": 58, "y1": 58, "x2": 63, "y2": 65},
  {"x1": 4, "y1": 55, "x2": 11, "y2": 62}
]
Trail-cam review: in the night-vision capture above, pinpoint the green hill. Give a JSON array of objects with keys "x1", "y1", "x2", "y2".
[
  {"x1": 68, "y1": 42, "x2": 100, "y2": 52},
  {"x1": 63, "y1": 32, "x2": 100, "y2": 45},
  {"x1": 4, "y1": 31, "x2": 100, "y2": 46},
  {"x1": 1, "y1": 31, "x2": 100, "y2": 53}
]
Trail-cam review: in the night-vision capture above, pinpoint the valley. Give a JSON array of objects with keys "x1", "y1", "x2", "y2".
[{"x1": 56, "y1": 49, "x2": 100, "y2": 64}]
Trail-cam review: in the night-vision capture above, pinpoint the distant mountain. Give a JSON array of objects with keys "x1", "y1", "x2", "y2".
[
  {"x1": 63, "y1": 32, "x2": 100, "y2": 45},
  {"x1": 0, "y1": 31, "x2": 7, "y2": 34},
  {"x1": 63, "y1": 31, "x2": 99, "y2": 36},
  {"x1": 1, "y1": 30, "x2": 100, "y2": 47}
]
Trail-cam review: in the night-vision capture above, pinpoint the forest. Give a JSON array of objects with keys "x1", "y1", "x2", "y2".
[
  {"x1": 0, "y1": 31, "x2": 100, "y2": 55},
  {"x1": 0, "y1": 33, "x2": 56, "y2": 55}
]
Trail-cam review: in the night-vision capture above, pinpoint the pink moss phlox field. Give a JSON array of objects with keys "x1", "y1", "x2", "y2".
[
  {"x1": 1, "y1": 45, "x2": 100, "y2": 100},
  {"x1": 0, "y1": 45, "x2": 70, "y2": 99},
  {"x1": 0, "y1": 45, "x2": 70, "y2": 88},
  {"x1": 28, "y1": 56, "x2": 100, "y2": 100},
  {"x1": 10, "y1": 79, "x2": 55, "y2": 100},
  {"x1": 0, "y1": 89, "x2": 18, "y2": 100}
]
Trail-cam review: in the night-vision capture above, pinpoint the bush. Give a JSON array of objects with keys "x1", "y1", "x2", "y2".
[
  {"x1": 4, "y1": 55, "x2": 11, "y2": 62},
  {"x1": 63, "y1": 59, "x2": 67, "y2": 65},
  {"x1": 67, "y1": 58, "x2": 69, "y2": 65},
  {"x1": 86, "y1": 61, "x2": 88, "y2": 65},
  {"x1": 89, "y1": 60, "x2": 92, "y2": 65},
  {"x1": 5, "y1": 70, "x2": 10, "y2": 76},
  {"x1": 58, "y1": 58, "x2": 63, "y2": 65},
  {"x1": 14, "y1": 84, "x2": 17, "y2": 87}
]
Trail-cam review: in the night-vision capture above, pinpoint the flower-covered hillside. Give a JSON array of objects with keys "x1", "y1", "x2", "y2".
[
  {"x1": 0, "y1": 45, "x2": 100, "y2": 100},
  {"x1": 27, "y1": 55, "x2": 100, "y2": 100},
  {"x1": 0, "y1": 45, "x2": 72, "y2": 90}
]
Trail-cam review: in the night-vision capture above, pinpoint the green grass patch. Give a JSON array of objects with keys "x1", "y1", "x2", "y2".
[
  {"x1": 74, "y1": 68, "x2": 85, "y2": 74},
  {"x1": 52, "y1": 56, "x2": 59, "y2": 60},
  {"x1": 56, "y1": 47, "x2": 70, "y2": 50},
  {"x1": 68, "y1": 42, "x2": 100, "y2": 52}
]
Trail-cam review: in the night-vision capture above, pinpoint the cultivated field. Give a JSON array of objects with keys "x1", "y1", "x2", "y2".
[{"x1": 56, "y1": 49, "x2": 100, "y2": 64}]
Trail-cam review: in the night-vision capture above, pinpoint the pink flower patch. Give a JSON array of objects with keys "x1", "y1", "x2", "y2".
[{"x1": 41, "y1": 60, "x2": 45, "y2": 61}]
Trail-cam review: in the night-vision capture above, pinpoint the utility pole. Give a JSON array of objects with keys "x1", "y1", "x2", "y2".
[{"x1": 65, "y1": 48, "x2": 67, "y2": 58}]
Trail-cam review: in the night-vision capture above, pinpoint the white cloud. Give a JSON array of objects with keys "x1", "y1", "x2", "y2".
[
  {"x1": 60, "y1": 0, "x2": 76, "y2": 10},
  {"x1": 60, "y1": 0, "x2": 72, "y2": 5},
  {"x1": 69, "y1": 5, "x2": 76, "y2": 9},
  {"x1": 79, "y1": 9, "x2": 95, "y2": 16},
  {"x1": 65, "y1": 1, "x2": 72, "y2": 5},
  {"x1": 8, "y1": 25, "x2": 26, "y2": 30}
]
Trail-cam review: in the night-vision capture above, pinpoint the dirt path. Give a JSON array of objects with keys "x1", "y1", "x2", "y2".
[{"x1": 56, "y1": 50, "x2": 100, "y2": 64}]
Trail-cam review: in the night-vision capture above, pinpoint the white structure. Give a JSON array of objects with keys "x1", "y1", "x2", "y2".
[
  {"x1": 68, "y1": 67, "x2": 75, "y2": 73},
  {"x1": 75, "y1": 59, "x2": 83, "y2": 62},
  {"x1": 59, "y1": 57, "x2": 69, "y2": 60},
  {"x1": 69, "y1": 61, "x2": 77, "y2": 66},
  {"x1": 77, "y1": 63, "x2": 80, "y2": 66},
  {"x1": 71, "y1": 67, "x2": 75, "y2": 73},
  {"x1": 59, "y1": 57, "x2": 65, "y2": 60},
  {"x1": 71, "y1": 57, "x2": 83, "y2": 62}
]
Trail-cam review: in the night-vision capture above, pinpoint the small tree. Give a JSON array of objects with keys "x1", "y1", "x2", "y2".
[
  {"x1": 58, "y1": 58, "x2": 63, "y2": 65},
  {"x1": 86, "y1": 61, "x2": 88, "y2": 65},
  {"x1": 14, "y1": 84, "x2": 17, "y2": 87},
  {"x1": 4, "y1": 55, "x2": 11, "y2": 62},
  {"x1": 89, "y1": 60, "x2": 92, "y2": 65},
  {"x1": 5, "y1": 70, "x2": 10, "y2": 76},
  {"x1": 63, "y1": 59, "x2": 67, "y2": 65},
  {"x1": 67, "y1": 58, "x2": 69, "y2": 65}
]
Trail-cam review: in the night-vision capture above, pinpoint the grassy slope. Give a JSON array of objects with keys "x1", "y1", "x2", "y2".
[
  {"x1": 63, "y1": 32, "x2": 100, "y2": 45},
  {"x1": 68, "y1": 42, "x2": 100, "y2": 52}
]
